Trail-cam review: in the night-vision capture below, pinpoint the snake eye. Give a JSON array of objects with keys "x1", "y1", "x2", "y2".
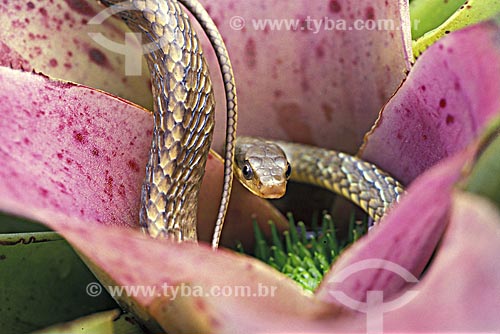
[
  {"x1": 285, "y1": 163, "x2": 292, "y2": 179},
  {"x1": 242, "y1": 163, "x2": 253, "y2": 180}
]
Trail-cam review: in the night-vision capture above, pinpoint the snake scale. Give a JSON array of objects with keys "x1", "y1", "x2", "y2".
[{"x1": 100, "y1": 0, "x2": 404, "y2": 247}]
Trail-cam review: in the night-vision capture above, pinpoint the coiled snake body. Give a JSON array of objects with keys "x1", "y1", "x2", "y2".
[
  {"x1": 99, "y1": 0, "x2": 236, "y2": 248},
  {"x1": 101, "y1": 0, "x2": 404, "y2": 248}
]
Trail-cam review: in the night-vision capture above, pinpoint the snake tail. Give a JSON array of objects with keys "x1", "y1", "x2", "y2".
[{"x1": 179, "y1": 0, "x2": 238, "y2": 249}]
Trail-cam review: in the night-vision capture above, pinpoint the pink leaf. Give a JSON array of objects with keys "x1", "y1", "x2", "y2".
[
  {"x1": 197, "y1": 0, "x2": 412, "y2": 153},
  {"x1": 0, "y1": 0, "x2": 152, "y2": 108},
  {"x1": 1, "y1": 0, "x2": 412, "y2": 153},
  {"x1": 361, "y1": 20, "x2": 500, "y2": 184},
  {"x1": 0, "y1": 67, "x2": 286, "y2": 247},
  {"x1": 384, "y1": 192, "x2": 500, "y2": 332},
  {"x1": 61, "y1": 222, "x2": 342, "y2": 333},
  {"x1": 0, "y1": 68, "x2": 151, "y2": 228},
  {"x1": 317, "y1": 143, "x2": 477, "y2": 304}
]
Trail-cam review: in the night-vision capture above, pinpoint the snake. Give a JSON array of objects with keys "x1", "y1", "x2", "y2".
[
  {"x1": 99, "y1": 0, "x2": 236, "y2": 248},
  {"x1": 234, "y1": 137, "x2": 405, "y2": 222},
  {"x1": 100, "y1": 0, "x2": 404, "y2": 248}
]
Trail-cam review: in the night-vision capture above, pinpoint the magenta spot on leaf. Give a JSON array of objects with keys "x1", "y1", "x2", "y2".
[
  {"x1": 38, "y1": 7, "x2": 47, "y2": 16},
  {"x1": 104, "y1": 175, "x2": 114, "y2": 199},
  {"x1": 329, "y1": 0, "x2": 341, "y2": 13},
  {"x1": 91, "y1": 148, "x2": 99, "y2": 156},
  {"x1": 26, "y1": 1, "x2": 35, "y2": 10},
  {"x1": 88, "y1": 48, "x2": 109, "y2": 67},
  {"x1": 49, "y1": 58, "x2": 58, "y2": 67},
  {"x1": 195, "y1": 299, "x2": 206, "y2": 311},
  {"x1": 420, "y1": 85, "x2": 426, "y2": 91},
  {"x1": 315, "y1": 45, "x2": 325, "y2": 59},
  {"x1": 210, "y1": 316, "x2": 221, "y2": 328},
  {"x1": 63, "y1": 0, "x2": 96, "y2": 17},
  {"x1": 275, "y1": 103, "x2": 313, "y2": 143},
  {"x1": 446, "y1": 114, "x2": 455, "y2": 125},
  {"x1": 300, "y1": 79, "x2": 310, "y2": 91},
  {"x1": 244, "y1": 38, "x2": 257, "y2": 69},
  {"x1": 73, "y1": 131, "x2": 87, "y2": 144},
  {"x1": 118, "y1": 184, "x2": 126, "y2": 197},
  {"x1": 321, "y1": 103, "x2": 334, "y2": 122},
  {"x1": 39, "y1": 188, "x2": 49, "y2": 197},
  {"x1": 127, "y1": 160, "x2": 140, "y2": 172},
  {"x1": 365, "y1": 6, "x2": 375, "y2": 20},
  {"x1": 439, "y1": 98, "x2": 447, "y2": 108},
  {"x1": 48, "y1": 79, "x2": 74, "y2": 90},
  {"x1": 57, "y1": 152, "x2": 63, "y2": 159}
]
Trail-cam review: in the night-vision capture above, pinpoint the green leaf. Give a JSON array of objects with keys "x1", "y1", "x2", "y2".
[
  {"x1": 0, "y1": 212, "x2": 51, "y2": 233},
  {"x1": 32, "y1": 310, "x2": 146, "y2": 334},
  {"x1": 0, "y1": 216, "x2": 117, "y2": 334},
  {"x1": 413, "y1": 0, "x2": 500, "y2": 57},
  {"x1": 32, "y1": 310, "x2": 118, "y2": 334},
  {"x1": 464, "y1": 118, "x2": 500, "y2": 209},
  {"x1": 242, "y1": 213, "x2": 366, "y2": 292},
  {"x1": 269, "y1": 221, "x2": 283, "y2": 252},
  {"x1": 410, "y1": 0, "x2": 466, "y2": 39}
]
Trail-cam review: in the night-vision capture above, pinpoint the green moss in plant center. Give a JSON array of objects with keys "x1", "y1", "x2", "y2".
[{"x1": 238, "y1": 212, "x2": 368, "y2": 292}]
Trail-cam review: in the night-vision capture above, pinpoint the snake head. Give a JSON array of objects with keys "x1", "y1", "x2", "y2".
[{"x1": 234, "y1": 137, "x2": 290, "y2": 199}]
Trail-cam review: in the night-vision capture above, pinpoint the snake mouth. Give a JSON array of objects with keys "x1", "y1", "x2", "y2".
[
  {"x1": 238, "y1": 178, "x2": 286, "y2": 199},
  {"x1": 256, "y1": 183, "x2": 286, "y2": 199}
]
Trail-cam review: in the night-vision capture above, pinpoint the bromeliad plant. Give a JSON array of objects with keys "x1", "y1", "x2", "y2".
[
  {"x1": 1, "y1": 0, "x2": 500, "y2": 333},
  {"x1": 244, "y1": 213, "x2": 367, "y2": 292}
]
